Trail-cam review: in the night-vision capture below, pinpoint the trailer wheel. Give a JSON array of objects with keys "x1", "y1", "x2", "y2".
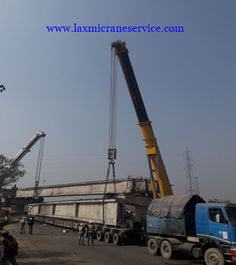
[
  {"x1": 104, "y1": 232, "x2": 111, "y2": 243},
  {"x1": 112, "y1": 233, "x2": 120, "y2": 245},
  {"x1": 160, "y1": 240, "x2": 173, "y2": 259},
  {"x1": 96, "y1": 230, "x2": 103, "y2": 241},
  {"x1": 147, "y1": 238, "x2": 158, "y2": 255},
  {"x1": 204, "y1": 248, "x2": 225, "y2": 265}
]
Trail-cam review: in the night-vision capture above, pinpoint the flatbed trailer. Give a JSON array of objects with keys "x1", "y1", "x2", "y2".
[{"x1": 28, "y1": 196, "x2": 151, "y2": 245}]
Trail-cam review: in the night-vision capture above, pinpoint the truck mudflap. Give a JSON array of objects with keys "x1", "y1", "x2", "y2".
[{"x1": 225, "y1": 248, "x2": 236, "y2": 263}]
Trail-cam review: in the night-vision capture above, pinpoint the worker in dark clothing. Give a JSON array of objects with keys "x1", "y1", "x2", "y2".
[
  {"x1": 0, "y1": 230, "x2": 18, "y2": 265},
  {"x1": 27, "y1": 216, "x2": 35, "y2": 234},
  {"x1": 87, "y1": 221, "x2": 95, "y2": 246}
]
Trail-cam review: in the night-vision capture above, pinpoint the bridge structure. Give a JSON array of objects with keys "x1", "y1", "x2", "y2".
[{"x1": 16, "y1": 178, "x2": 151, "y2": 198}]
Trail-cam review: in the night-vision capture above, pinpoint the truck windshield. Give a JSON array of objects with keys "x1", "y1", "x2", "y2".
[{"x1": 225, "y1": 207, "x2": 236, "y2": 225}]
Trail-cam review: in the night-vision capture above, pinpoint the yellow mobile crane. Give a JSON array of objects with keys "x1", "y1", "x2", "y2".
[{"x1": 111, "y1": 41, "x2": 173, "y2": 198}]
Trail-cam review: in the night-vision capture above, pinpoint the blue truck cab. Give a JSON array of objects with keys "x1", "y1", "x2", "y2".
[
  {"x1": 146, "y1": 195, "x2": 236, "y2": 265},
  {"x1": 196, "y1": 203, "x2": 236, "y2": 264}
]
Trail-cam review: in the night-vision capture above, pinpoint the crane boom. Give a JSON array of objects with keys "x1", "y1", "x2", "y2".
[
  {"x1": 13, "y1": 131, "x2": 46, "y2": 164},
  {"x1": 111, "y1": 40, "x2": 173, "y2": 198}
]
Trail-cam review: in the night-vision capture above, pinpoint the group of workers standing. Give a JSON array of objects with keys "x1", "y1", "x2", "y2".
[
  {"x1": 20, "y1": 216, "x2": 35, "y2": 234},
  {"x1": 78, "y1": 221, "x2": 95, "y2": 246},
  {"x1": 0, "y1": 216, "x2": 97, "y2": 265}
]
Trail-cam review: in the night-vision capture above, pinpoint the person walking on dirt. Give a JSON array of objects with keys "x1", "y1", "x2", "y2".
[
  {"x1": 4, "y1": 215, "x2": 9, "y2": 226},
  {"x1": 0, "y1": 230, "x2": 18, "y2": 265},
  {"x1": 20, "y1": 217, "x2": 26, "y2": 234},
  {"x1": 27, "y1": 216, "x2": 35, "y2": 234},
  {"x1": 78, "y1": 223, "x2": 85, "y2": 246},
  {"x1": 87, "y1": 221, "x2": 95, "y2": 246}
]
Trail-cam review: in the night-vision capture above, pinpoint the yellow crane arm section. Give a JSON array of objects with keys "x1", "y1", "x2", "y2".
[{"x1": 139, "y1": 121, "x2": 173, "y2": 198}]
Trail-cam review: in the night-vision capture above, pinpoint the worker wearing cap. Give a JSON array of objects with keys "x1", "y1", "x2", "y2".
[
  {"x1": 78, "y1": 223, "x2": 85, "y2": 246},
  {"x1": 20, "y1": 217, "x2": 26, "y2": 234},
  {"x1": 88, "y1": 221, "x2": 95, "y2": 246},
  {"x1": 27, "y1": 216, "x2": 35, "y2": 234}
]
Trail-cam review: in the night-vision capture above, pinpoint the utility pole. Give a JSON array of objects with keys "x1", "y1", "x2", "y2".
[
  {"x1": 195, "y1": 176, "x2": 200, "y2": 194},
  {"x1": 184, "y1": 147, "x2": 199, "y2": 195}
]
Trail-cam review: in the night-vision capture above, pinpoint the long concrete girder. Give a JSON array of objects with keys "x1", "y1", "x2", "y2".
[{"x1": 16, "y1": 178, "x2": 150, "y2": 198}]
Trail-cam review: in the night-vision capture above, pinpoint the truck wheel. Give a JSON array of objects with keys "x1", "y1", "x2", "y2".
[
  {"x1": 160, "y1": 240, "x2": 173, "y2": 259},
  {"x1": 112, "y1": 233, "x2": 120, "y2": 245},
  {"x1": 96, "y1": 230, "x2": 103, "y2": 241},
  {"x1": 204, "y1": 248, "x2": 225, "y2": 265},
  {"x1": 104, "y1": 232, "x2": 111, "y2": 243},
  {"x1": 147, "y1": 238, "x2": 158, "y2": 255}
]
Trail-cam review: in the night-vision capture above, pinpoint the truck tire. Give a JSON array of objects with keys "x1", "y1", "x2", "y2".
[
  {"x1": 147, "y1": 238, "x2": 158, "y2": 255},
  {"x1": 104, "y1": 232, "x2": 111, "y2": 243},
  {"x1": 160, "y1": 240, "x2": 173, "y2": 259},
  {"x1": 204, "y1": 248, "x2": 225, "y2": 265},
  {"x1": 112, "y1": 233, "x2": 120, "y2": 245},
  {"x1": 96, "y1": 230, "x2": 103, "y2": 241}
]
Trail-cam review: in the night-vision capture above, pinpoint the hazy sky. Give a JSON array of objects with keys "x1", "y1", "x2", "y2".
[{"x1": 0, "y1": 0, "x2": 235, "y2": 202}]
